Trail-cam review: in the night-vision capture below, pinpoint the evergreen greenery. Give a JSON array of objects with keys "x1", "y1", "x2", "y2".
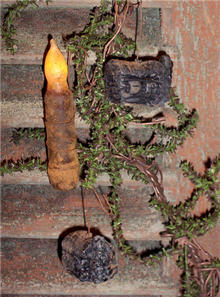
[
  {"x1": 1, "y1": 0, "x2": 51, "y2": 54},
  {"x1": 64, "y1": 1, "x2": 200, "y2": 257},
  {"x1": 11, "y1": 127, "x2": 45, "y2": 145},
  {"x1": 0, "y1": 157, "x2": 46, "y2": 176},
  {"x1": 1, "y1": 1, "x2": 219, "y2": 295}
]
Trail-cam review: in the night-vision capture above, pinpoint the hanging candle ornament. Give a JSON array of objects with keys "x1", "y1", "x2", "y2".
[
  {"x1": 61, "y1": 230, "x2": 118, "y2": 283},
  {"x1": 104, "y1": 1, "x2": 173, "y2": 106},
  {"x1": 44, "y1": 39, "x2": 80, "y2": 190},
  {"x1": 104, "y1": 54, "x2": 173, "y2": 106}
]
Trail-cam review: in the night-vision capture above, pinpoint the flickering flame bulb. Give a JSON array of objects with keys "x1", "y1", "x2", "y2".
[{"x1": 44, "y1": 39, "x2": 68, "y2": 91}]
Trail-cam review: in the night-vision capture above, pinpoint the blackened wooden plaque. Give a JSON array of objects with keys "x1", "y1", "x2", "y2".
[{"x1": 104, "y1": 54, "x2": 173, "y2": 106}]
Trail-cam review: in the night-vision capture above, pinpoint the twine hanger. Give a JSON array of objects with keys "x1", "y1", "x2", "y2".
[
  {"x1": 135, "y1": 0, "x2": 143, "y2": 60},
  {"x1": 104, "y1": 0, "x2": 143, "y2": 60},
  {"x1": 80, "y1": 186, "x2": 113, "y2": 235},
  {"x1": 80, "y1": 186, "x2": 91, "y2": 234}
]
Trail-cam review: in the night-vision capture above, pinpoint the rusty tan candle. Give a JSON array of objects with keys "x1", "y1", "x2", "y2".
[{"x1": 44, "y1": 39, "x2": 79, "y2": 190}]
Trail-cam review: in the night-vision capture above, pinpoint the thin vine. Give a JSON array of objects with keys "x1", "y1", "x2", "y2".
[
  {"x1": 11, "y1": 128, "x2": 45, "y2": 145},
  {"x1": 0, "y1": 157, "x2": 46, "y2": 176},
  {"x1": 1, "y1": 0, "x2": 219, "y2": 295},
  {"x1": 63, "y1": 2, "x2": 219, "y2": 295},
  {"x1": 1, "y1": 0, "x2": 51, "y2": 54}
]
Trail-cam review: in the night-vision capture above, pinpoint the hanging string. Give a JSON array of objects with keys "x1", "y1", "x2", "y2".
[
  {"x1": 80, "y1": 186, "x2": 90, "y2": 234},
  {"x1": 79, "y1": 0, "x2": 144, "y2": 236},
  {"x1": 136, "y1": 0, "x2": 143, "y2": 60}
]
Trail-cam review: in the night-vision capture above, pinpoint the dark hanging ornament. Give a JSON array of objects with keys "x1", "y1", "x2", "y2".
[
  {"x1": 104, "y1": 1, "x2": 173, "y2": 106},
  {"x1": 104, "y1": 54, "x2": 173, "y2": 106},
  {"x1": 61, "y1": 230, "x2": 118, "y2": 283}
]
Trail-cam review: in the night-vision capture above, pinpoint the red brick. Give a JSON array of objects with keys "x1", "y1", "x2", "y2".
[
  {"x1": 1, "y1": 7, "x2": 91, "y2": 64},
  {"x1": 196, "y1": 223, "x2": 220, "y2": 259},
  {"x1": 163, "y1": 169, "x2": 194, "y2": 204},
  {"x1": 162, "y1": 2, "x2": 220, "y2": 172},
  {"x1": 1, "y1": 184, "x2": 165, "y2": 241},
  {"x1": 163, "y1": 108, "x2": 179, "y2": 128},
  {"x1": 1, "y1": 129, "x2": 46, "y2": 163},
  {"x1": 1, "y1": 238, "x2": 179, "y2": 295},
  {"x1": 1, "y1": 295, "x2": 164, "y2": 297},
  {"x1": 161, "y1": 2, "x2": 220, "y2": 219}
]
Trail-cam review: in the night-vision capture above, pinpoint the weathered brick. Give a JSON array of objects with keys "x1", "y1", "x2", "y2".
[
  {"x1": 1, "y1": 7, "x2": 91, "y2": 64},
  {"x1": 196, "y1": 223, "x2": 220, "y2": 259},
  {"x1": 2, "y1": 295, "x2": 164, "y2": 297},
  {"x1": 2, "y1": 0, "x2": 175, "y2": 9},
  {"x1": 1, "y1": 238, "x2": 179, "y2": 295},
  {"x1": 0, "y1": 169, "x2": 49, "y2": 185},
  {"x1": 1, "y1": 129, "x2": 46, "y2": 163},
  {"x1": 1, "y1": 0, "x2": 102, "y2": 9},
  {"x1": 160, "y1": 3, "x2": 220, "y2": 230},
  {"x1": 1, "y1": 184, "x2": 166, "y2": 241},
  {"x1": 161, "y1": 2, "x2": 220, "y2": 173},
  {"x1": 1, "y1": 3, "x2": 177, "y2": 64},
  {"x1": 2, "y1": 65, "x2": 43, "y2": 100}
]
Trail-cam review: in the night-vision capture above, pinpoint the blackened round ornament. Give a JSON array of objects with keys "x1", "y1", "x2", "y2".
[{"x1": 61, "y1": 230, "x2": 117, "y2": 283}]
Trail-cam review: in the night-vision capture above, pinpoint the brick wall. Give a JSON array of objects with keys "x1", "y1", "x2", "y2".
[{"x1": 161, "y1": 2, "x2": 220, "y2": 257}]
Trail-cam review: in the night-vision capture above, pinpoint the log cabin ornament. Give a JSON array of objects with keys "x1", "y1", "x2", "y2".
[
  {"x1": 104, "y1": 55, "x2": 173, "y2": 106},
  {"x1": 104, "y1": 2, "x2": 173, "y2": 106},
  {"x1": 44, "y1": 39, "x2": 79, "y2": 190}
]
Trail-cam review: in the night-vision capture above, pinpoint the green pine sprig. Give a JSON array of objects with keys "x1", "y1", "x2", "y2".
[{"x1": 2, "y1": 0, "x2": 51, "y2": 54}]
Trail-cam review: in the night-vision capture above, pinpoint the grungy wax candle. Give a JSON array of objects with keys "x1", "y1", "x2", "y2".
[{"x1": 44, "y1": 39, "x2": 79, "y2": 190}]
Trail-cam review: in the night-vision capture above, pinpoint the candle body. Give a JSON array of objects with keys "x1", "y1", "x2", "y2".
[
  {"x1": 44, "y1": 89, "x2": 79, "y2": 190},
  {"x1": 44, "y1": 39, "x2": 79, "y2": 190}
]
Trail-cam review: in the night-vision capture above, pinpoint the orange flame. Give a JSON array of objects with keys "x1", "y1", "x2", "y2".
[{"x1": 44, "y1": 39, "x2": 68, "y2": 91}]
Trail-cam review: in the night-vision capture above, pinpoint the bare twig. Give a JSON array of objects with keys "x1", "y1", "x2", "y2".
[
  {"x1": 84, "y1": 66, "x2": 98, "y2": 91},
  {"x1": 203, "y1": 269, "x2": 214, "y2": 296},
  {"x1": 176, "y1": 236, "x2": 220, "y2": 297},
  {"x1": 102, "y1": 193, "x2": 113, "y2": 215},
  {"x1": 92, "y1": 188, "x2": 112, "y2": 216},
  {"x1": 131, "y1": 117, "x2": 166, "y2": 125},
  {"x1": 106, "y1": 133, "x2": 166, "y2": 202},
  {"x1": 81, "y1": 187, "x2": 90, "y2": 234},
  {"x1": 78, "y1": 45, "x2": 88, "y2": 83},
  {"x1": 103, "y1": 1, "x2": 130, "y2": 59}
]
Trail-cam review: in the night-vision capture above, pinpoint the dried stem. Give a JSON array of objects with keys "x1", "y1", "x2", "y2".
[
  {"x1": 78, "y1": 45, "x2": 88, "y2": 83},
  {"x1": 92, "y1": 188, "x2": 112, "y2": 216},
  {"x1": 84, "y1": 66, "x2": 97, "y2": 91},
  {"x1": 83, "y1": 188, "x2": 90, "y2": 234},
  {"x1": 176, "y1": 236, "x2": 220, "y2": 297},
  {"x1": 106, "y1": 133, "x2": 166, "y2": 203},
  {"x1": 131, "y1": 117, "x2": 166, "y2": 125},
  {"x1": 103, "y1": 1, "x2": 130, "y2": 59}
]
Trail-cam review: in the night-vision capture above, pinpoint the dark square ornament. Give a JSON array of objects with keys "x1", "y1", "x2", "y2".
[{"x1": 104, "y1": 54, "x2": 173, "y2": 106}]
